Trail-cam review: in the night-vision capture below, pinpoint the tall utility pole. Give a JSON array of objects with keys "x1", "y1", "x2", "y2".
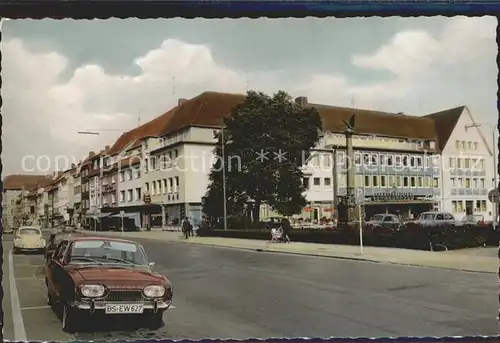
[{"x1": 221, "y1": 126, "x2": 228, "y2": 231}]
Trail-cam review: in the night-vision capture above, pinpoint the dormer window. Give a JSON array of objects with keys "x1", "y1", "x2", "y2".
[{"x1": 430, "y1": 141, "x2": 436, "y2": 149}]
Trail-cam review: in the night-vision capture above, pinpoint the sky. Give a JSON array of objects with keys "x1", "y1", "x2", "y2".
[{"x1": 2, "y1": 16, "x2": 498, "y2": 176}]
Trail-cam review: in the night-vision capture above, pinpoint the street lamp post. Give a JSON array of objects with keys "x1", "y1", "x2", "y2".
[
  {"x1": 465, "y1": 123, "x2": 498, "y2": 229},
  {"x1": 220, "y1": 127, "x2": 228, "y2": 231}
]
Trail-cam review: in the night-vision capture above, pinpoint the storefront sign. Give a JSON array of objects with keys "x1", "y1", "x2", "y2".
[{"x1": 143, "y1": 191, "x2": 151, "y2": 204}]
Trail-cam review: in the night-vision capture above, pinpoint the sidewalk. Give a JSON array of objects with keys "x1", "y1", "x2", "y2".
[{"x1": 77, "y1": 230, "x2": 498, "y2": 274}]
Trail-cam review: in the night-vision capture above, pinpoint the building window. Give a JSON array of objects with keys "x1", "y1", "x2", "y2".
[
  {"x1": 152, "y1": 182, "x2": 156, "y2": 195},
  {"x1": 402, "y1": 177, "x2": 408, "y2": 187},
  {"x1": 120, "y1": 171, "x2": 125, "y2": 182},
  {"x1": 135, "y1": 169, "x2": 141, "y2": 179},
  {"x1": 174, "y1": 149, "x2": 179, "y2": 158},
  {"x1": 464, "y1": 158, "x2": 470, "y2": 169},
  {"x1": 465, "y1": 178, "x2": 471, "y2": 188},
  {"x1": 470, "y1": 158, "x2": 477, "y2": 170},
  {"x1": 410, "y1": 156, "x2": 415, "y2": 168},
  {"x1": 416, "y1": 156, "x2": 422, "y2": 167},
  {"x1": 144, "y1": 182, "x2": 150, "y2": 193},
  {"x1": 323, "y1": 154, "x2": 332, "y2": 167},
  {"x1": 388, "y1": 175, "x2": 394, "y2": 187},
  {"x1": 479, "y1": 159, "x2": 485, "y2": 170},
  {"x1": 135, "y1": 188, "x2": 141, "y2": 201},
  {"x1": 457, "y1": 200, "x2": 464, "y2": 212},
  {"x1": 175, "y1": 177, "x2": 179, "y2": 192},
  {"x1": 354, "y1": 153, "x2": 361, "y2": 166},
  {"x1": 455, "y1": 140, "x2": 460, "y2": 149},
  {"x1": 468, "y1": 141, "x2": 472, "y2": 150},
  {"x1": 474, "y1": 142, "x2": 478, "y2": 150},
  {"x1": 371, "y1": 154, "x2": 378, "y2": 166},
  {"x1": 387, "y1": 155, "x2": 393, "y2": 166},
  {"x1": 379, "y1": 175, "x2": 386, "y2": 187},
  {"x1": 458, "y1": 178, "x2": 463, "y2": 188},
  {"x1": 457, "y1": 158, "x2": 462, "y2": 169},
  {"x1": 372, "y1": 175, "x2": 379, "y2": 187},
  {"x1": 169, "y1": 178, "x2": 174, "y2": 192},
  {"x1": 119, "y1": 191, "x2": 125, "y2": 202},
  {"x1": 410, "y1": 177, "x2": 416, "y2": 187},
  {"x1": 127, "y1": 190, "x2": 133, "y2": 202},
  {"x1": 433, "y1": 177, "x2": 439, "y2": 188},
  {"x1": 451, "y1": 178, "x2": 456, "y2": 188},
  {"x1": 324, "y1": 178, "x2": 331, "y2": 186},
  {"x1": 396, "y1": 176, "x2": 402, "y2": 187},
  {"x1": 313, "y1": 177, "x2": 321, "y2": 186},
  {"x1": 476, "y1": 200, "x2": 481, "y2": 212},
  {"x1": 449, "y1": 157, "x2": 456, "y2": 168},
  {"x1": 395, "y1": 155, "x2": 402, "y2": 167},
  {"x1": 473, "y1": 178, "x2": 478, "y2": 188},
  {"x1": 363, "y1": 153, "x2": 370, "y2": 166},
  {"x1": 461, "y1": 141, "x2": 466, "y2": 150},
  {"x1": 111, "y1": 194, "x2": 116, "y2": 204},
  {"x1": 452, "y1": 201, "x2": 458, "y2": 212},
  {"x1": 402, "y1": 155, "x2": 408, "y2": 167},
  {"x1": 127, "y1": 170, "x2": 133, "y2": 181},
  {"x1": 112, "y1": 175, "x2": 116, "y2": 184},
  {"x1": 380, "y1": 154, "x2": 386, "y2": 166},
  {"x1": 481, "y1": 200, "x2": 487, "y2": 212},
  {"x1": 163, "y1": 179, "x2": 167, "y2": 194},
  {"x1": 364, "y1": 175, "x2": 371, "y2": 187},
  {"x1": 479, "y1": 178, "x2": 485, "y2": 188}
]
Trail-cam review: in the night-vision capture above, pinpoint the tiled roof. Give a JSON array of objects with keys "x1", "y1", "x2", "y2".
[
  {"x1": 157, "y1": 91, "x2": 446, "y2": 143},
  {"x1": 107, "y1": 107, "x2": 177, "y2": 155},
  {"x1": 424, "y1": 106, "x2": 465, "y2": 151},
  {"x1": 3, "y1": 174, "x2": 53, "y2": 191}
]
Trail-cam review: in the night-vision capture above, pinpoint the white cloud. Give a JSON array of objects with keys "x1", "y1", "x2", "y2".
[{"x1": 3, "y1": 17, "x2": 497, "y2": 175}]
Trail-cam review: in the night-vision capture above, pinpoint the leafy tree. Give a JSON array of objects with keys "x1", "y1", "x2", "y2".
[{"x1": 203, "y1": 90, "x2": 322, "y2": 225}]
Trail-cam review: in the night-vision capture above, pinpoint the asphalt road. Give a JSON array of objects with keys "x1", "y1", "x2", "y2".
[{"x1": 3, "y1": 231, "x2": 499, "y2": 341}]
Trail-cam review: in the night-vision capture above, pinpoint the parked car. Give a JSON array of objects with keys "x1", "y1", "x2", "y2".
[
  {"x1": 45, "y1": 236, "x2": 173, "y2": 332},
  {"x1": 457, "y1": 214, "x2": 490, "y2": 228},
  {"x1": 13, "y1": 226, "x2": 46, "y2": 254},
  {"x1": 365, "y1": 214, "x2": 403, "y2": 233},
  {"x1": 413, "y1": 211, "x2": 456, "y2": 228}
]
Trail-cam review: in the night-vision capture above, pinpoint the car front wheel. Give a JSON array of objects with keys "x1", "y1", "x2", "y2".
[
  {"x1": 61, "y1": 303, "x2": 80, "y2": 333},
  {"x1": 145, "y1": 311, "x2": 164, "y2": 330}
]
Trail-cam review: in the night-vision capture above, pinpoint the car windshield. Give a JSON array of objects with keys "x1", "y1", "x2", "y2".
[
  {"x1": 371, "y1": 215, "x2": 384, "y2": 221},
  {"x1": 418, "y1": 213, "x2": 435, "y2": 220},
  {"x1": 19, "y1": 228, "x2": 41, "y2": 235},
  {"x1": 68, "y1": 240, "x2": 148, "y2": 266}
]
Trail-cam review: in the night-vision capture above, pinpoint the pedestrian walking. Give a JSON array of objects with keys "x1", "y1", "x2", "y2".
[
  {"x1": 281, "y1": 218, "x2": 292, "y2": 243},
  {"x1": 182, "y1": 217, "x2": 191, "y2": 239}
]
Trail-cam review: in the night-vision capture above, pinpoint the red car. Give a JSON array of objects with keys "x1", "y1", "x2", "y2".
[{"x1": 45, "y1": 236, "x2": 173, "y2": 332}]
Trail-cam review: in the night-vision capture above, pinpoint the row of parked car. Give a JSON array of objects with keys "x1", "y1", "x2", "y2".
[{"x1": 365, "y1": 212, "x2": 496, "y2": 233}]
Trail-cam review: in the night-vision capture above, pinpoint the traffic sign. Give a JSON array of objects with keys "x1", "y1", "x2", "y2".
[
  {"x1": 356, "y1": 188, "x2": 365, "y2": 205},
  {"x1": 488, "y1": 189, "x2": 499, "y2": 203}
]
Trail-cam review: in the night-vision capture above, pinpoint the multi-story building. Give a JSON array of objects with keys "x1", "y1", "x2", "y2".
[
  {"x1": 80, "y1": 156, "x2": 91, "y2": 226},
  {"x1": 133, "y1": 91, "x2": 495, "y2": 223},
  {"x1": 73, "y1": 164, "x2": 82, "y2": 226},
  {"x1": 2, "y1": 174, "x2": 51, "y2": 229},
  {"x1": 430, "y1": 106, "x2": 495, "y2": 220}
]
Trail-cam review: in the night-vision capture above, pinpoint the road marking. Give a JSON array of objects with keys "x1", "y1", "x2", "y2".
[
  {"x1": 8, "y1": 250, "x2": 27, "y2": 341},
  {"x1": 20, "y1": 305, "x2": 51, "y2": 311}
]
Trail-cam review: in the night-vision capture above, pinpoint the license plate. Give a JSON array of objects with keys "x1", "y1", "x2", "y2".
[{"x1": 105, "y1": 304, "x2": 144, "y2": 314}]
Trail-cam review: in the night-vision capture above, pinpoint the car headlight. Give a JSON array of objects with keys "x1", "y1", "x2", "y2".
[
  {"x1": 80, "y1": 284, "x2": 106, "y2": 297},
  {"x1": 143, "y1": 285, "x2": 165, "y2": 298}
]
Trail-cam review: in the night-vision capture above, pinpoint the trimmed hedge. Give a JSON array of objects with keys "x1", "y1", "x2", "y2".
[{"x1": 197, "y1": 224, "x2": 499, "y2": 251}]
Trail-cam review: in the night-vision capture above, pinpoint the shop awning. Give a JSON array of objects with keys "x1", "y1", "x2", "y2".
[
  {"x1": 110, "y1": 212, "x2": 140, "y2": 219},
  {"x1": 84, "y1": 213, "x2": 111, "y2": 219}
]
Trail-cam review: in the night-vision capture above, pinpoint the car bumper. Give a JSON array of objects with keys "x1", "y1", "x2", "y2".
[
  {"x1": 72, "y1": 300, "x2": 173, "y2": 312},
  {"x1": 14, "y1": 246, "x2": 45, "y2": 251}
]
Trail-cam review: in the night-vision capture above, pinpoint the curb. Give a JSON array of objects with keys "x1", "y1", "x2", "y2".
[{"x1": 76, "y1": 231, "x2": 496, "y2": 275}]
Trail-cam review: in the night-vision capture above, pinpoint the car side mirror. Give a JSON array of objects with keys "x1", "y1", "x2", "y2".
[
  {"x1": 45, "y1": 246, "x2": 56, "y2": 260},
  {"x1": 148, "y1": 262, "x2": 155, "y2": 268}
]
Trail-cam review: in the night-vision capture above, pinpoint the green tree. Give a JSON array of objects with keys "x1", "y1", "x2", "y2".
[{"x1": 203, "y1": 90, "x2": 322, "y2": 225}]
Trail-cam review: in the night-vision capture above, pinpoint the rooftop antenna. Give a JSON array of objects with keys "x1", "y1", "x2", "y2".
[{"x1": 138, "y1": 108, "x2": 141, "y2": 127}]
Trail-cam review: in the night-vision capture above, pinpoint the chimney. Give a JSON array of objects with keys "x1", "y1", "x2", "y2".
[
  {"x1": 71, "y1": 163, "x2": 76, "y2": 169},
  {"x1": 295, "y1": 96, "x2": 308, "y2": 107},
  {"x1": 178, "y1": 98, "x2": 188, "y2": 106},
  {"x1": 105, "y1": 145, "x2": 110, "y2": 150},
  {"x1": 89, "y1": 151, "x2": 95, "y2": 157}
]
